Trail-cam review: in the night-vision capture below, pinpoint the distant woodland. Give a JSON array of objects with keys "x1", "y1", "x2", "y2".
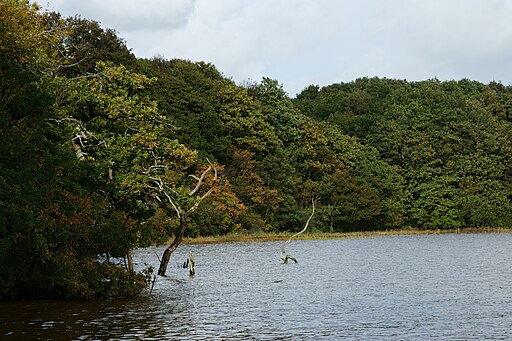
[{"x1": 2, "y1": 1, "x2": 512, "y2": 299}]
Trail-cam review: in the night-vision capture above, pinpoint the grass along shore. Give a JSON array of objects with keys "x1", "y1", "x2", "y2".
[{"x1": 181, "y1": 227, "x2": 512, "y2": 245}]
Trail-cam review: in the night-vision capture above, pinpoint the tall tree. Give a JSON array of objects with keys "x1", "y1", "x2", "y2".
[
  {"x1": 55, "y1": 62, "x2": 243, "y2": 276},
  {"x1": 0, "y1": 1, "x2": 151, "y2": 299}
]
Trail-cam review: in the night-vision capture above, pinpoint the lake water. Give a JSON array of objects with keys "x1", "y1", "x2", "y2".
[{"x1": 2, "y1": 233, "x2": 512, "y2": 340}]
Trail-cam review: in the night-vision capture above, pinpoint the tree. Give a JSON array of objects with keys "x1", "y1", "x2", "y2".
[
  {"x1": 247, "y1": 77, "x2": 303, "y2": 144},
  {"x1": 0, "y1": 0, "x2": 62, "y2": 120},
  {"x1": 318, "y1": 169, "x2": 382, "y2": 231},
  {"x1": 294, "y1": 77, "x2": 512, "y2": 229},
  {"x1": 52, "y1": 14, "x2": 137, "y2": 77},
  {"x1": 0, "y1": 1, "x2": 155, "y2": 299},
  {"x1": 139, "y1": 58, "x2": 233, "y2": 161},
  {"x1": 227, "y1": 149, "x2": 282, "y2": 231},
  {"x1": 156, "y1": 163, "x2": 219, "y2": 275},
  {"x1": 55, "y1": 62, "x2": 243, "y2": 276}
]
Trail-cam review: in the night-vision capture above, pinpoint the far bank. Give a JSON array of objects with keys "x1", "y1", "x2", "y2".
[{"x1": 180, "y1": 227, "x2": 512, "y2": 245}]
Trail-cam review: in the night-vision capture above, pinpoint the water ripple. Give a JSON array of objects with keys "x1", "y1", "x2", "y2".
[{"x1": 2, "y1": 234, "x2": 512, "y2": 340}]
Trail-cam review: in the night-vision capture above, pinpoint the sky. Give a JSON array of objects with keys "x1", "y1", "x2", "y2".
[{"x1": 46, "y1": 0, "x2": 512, "y2": 96}]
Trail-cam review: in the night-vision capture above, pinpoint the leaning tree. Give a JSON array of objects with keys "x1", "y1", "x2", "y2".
[{"x1": 55, "y1": 62, "x2": 242, "y2": 276}]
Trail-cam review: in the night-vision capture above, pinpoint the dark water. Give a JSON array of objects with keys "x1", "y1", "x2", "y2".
[{"x1": 2, "y1": 233, "x2": 512, "y2": 340}]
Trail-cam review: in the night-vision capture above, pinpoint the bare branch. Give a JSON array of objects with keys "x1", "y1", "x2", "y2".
[
  {"x1": 184, "y1": 186, "x2": 216, "y2": 218},
  {"x1": 189, "y1": 165, "x2": 212, "y2": 196},
  {"x1": 280, "y1": 198, "x2": 317, "y2": 263},
  {"x1": 185, "y1": 161, "x2": 218, "y2": 216},
  {"x1": 162, "y1": 189, "x2": 182, "y2": 218},
  {"x1": 149, "y1": 177, "x2": 182, "y2": 218},
  {"x1": 212, "y1": 165, "x2": 218, "y2": 181},
  {"x1": 49, "y1": 117, "x2": 98, "y2": 149},
  {"x1": 25, "y1": 26, "x2": 66, "y2": 40},
  {"x1": 43, "y1": 56, "x2": 89, "y2": 76},
  {"x1": 141, "y1": 165, "x2": 169, "y2": 175}
]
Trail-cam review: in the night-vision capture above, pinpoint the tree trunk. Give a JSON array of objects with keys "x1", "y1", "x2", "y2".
[
  {"x1": 158, "y1": 216, "x2": 187, "y2": 276},
  {"x1": 126, "y1": 249, "x2": 134, "y2": 272},
  {"x1": 155, "y1": 162, "x2": 218, "y2": 276}
]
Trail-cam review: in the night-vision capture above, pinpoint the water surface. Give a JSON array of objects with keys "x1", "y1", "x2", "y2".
[{"x1": 2, "y1": 233, "x2": 512, "y2": 340}]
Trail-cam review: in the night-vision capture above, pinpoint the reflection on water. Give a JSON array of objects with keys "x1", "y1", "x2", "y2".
[{"x1": 2, "y1": 234, "x2": 512, "y2": 340}]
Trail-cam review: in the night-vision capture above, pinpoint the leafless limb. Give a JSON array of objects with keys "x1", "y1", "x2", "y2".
[
  {"x1": 149, "y1": 176, "x2": 182, "y2": 217},
  {"x1": 189, "y1": 159, "x2": 217, "y2": 196},
  {"x1": 280, "y1": 198, "x2": 317, "y2": 264},
  {"x1": 189, "y1": 165, "x2": 212, "y2": 195},
  {"x1": 163, "y1": 190, "x2": 182, "y2": 218},
  {"x1": 141, "y1": 165, "x2": 169, "y2": 175}
]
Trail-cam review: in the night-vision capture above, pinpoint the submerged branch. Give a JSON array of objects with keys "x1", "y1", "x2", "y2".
[{"x1": 280, "y1": 198, "x2": 317, "y2": 263}]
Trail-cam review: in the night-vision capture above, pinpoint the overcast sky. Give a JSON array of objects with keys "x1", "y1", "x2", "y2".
[{"x1": 46, "y1": 0, "x2": 512, "y2": 96}]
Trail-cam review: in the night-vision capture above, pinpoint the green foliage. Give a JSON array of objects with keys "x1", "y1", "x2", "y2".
[
  {"x1": 295, "y1": 77, "x2": 512, "y2": 229},
  {"x1": 0, "y1": 0, "x2": 61, "y2": 120},
  {"x1": 0, "y1": 3, "x2": 151, "y2": 300},
  {"x1": 55, "y1": 61, "x2": 201, "y2": 228},
  {"x1": 0, "y1": 118, "x2": 150, "y2": 299},
  {"x1": 247, "y1": 77, "x2": 303, "y2": 144},
  {"x1": 138, "y1": 58, "x2": 233, "y2": 160},
  {"x1": 54, "y1": 14, "x2": 137, "y2": 77}
]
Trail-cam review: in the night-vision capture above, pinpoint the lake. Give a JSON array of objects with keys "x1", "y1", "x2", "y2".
[{"x1": 2, "y1": 233, "x2": 512, "y2": 340}]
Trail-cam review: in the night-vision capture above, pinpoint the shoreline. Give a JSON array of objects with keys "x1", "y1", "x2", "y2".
[{"x1": 181, "y1": 227, "x2": 512, "y2": 245}]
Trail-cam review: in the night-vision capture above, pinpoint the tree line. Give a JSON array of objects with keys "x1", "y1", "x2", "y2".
[{"x1": 1, "y1": 0, "x2": 511, "y2": 299}]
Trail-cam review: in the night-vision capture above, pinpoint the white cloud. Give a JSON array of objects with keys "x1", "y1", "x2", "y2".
[
  {"x1": 48, "y1": 0, "x2": 196, "y2": 31},
  {"x1": 358, "y1": 0, "x2": 512, "y2": 81},
  {"x1": 46, "y1": 0, "x2": 512, "y2": 95}
]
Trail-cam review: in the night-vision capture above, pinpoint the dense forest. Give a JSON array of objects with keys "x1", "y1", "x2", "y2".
[{"x1": 1, "y1": 1, "x2": 512, "y2": 299}]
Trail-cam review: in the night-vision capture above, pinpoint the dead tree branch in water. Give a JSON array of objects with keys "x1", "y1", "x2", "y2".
[
  {"x1": 280, "y1": 198, "x2": 317, "y2": 264},
  {"x1": 188, "y1": 252, "x2": 195, "y2": 276},
  {"x1": 157, "y1": 162, "x2": 218, "y2": 276}
]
